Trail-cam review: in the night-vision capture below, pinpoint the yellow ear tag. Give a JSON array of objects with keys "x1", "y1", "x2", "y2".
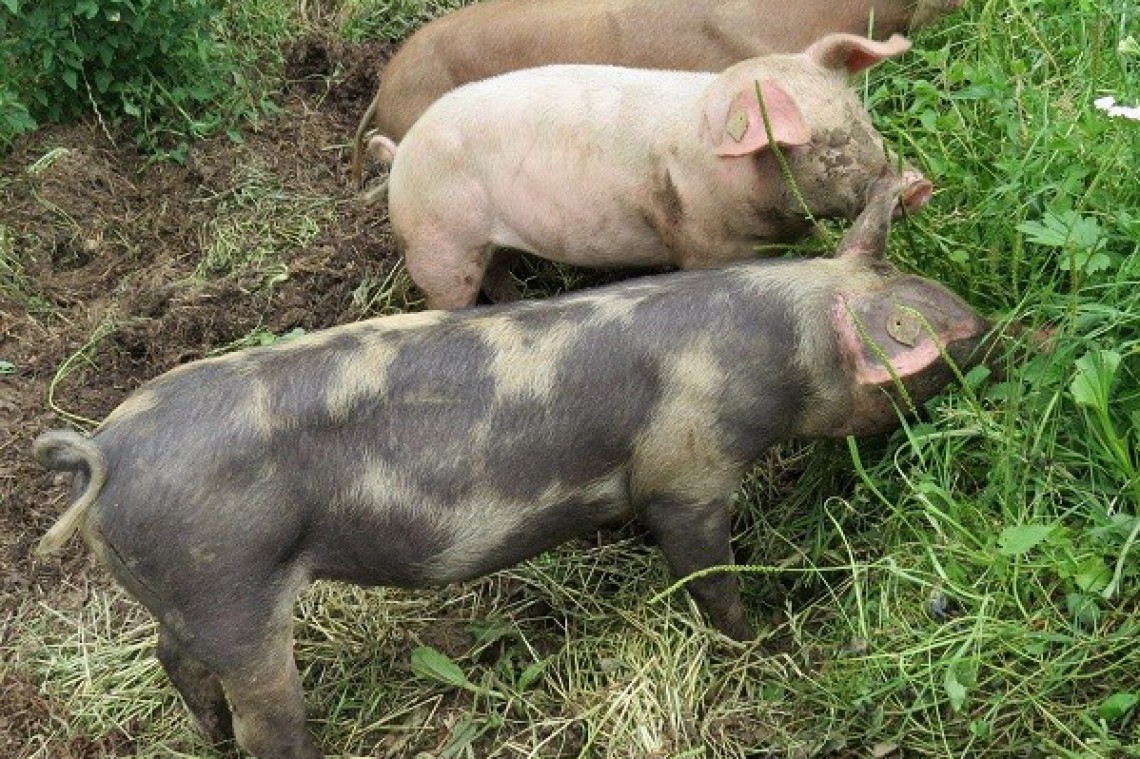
[
  {"x1": 725, "y1": 107, "x2": 750, "y2": 143},
  {"x1": 886, "y1": 305, "x2": 922, "y2": 346}
]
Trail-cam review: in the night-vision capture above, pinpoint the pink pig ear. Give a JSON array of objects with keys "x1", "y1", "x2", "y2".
[
  {"x1": 805, "y1": 33, "x2": 912, "y2": 76},
  {"x1": 715, "y1": 80, "x2": 811, "y2": 158}
]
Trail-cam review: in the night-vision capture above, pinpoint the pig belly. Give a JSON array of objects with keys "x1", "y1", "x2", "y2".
[
  {"x1": 309, "y1": 470, "x2": 634, "y2": 588},
  {"x1": 484, "y1": 151, "x2": 676, "y2": 268}
]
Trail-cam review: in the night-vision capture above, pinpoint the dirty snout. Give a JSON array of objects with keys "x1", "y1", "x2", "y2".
[
  {"x1": 895, "y1": 166, "x2": 933, "y2": 216},
  {"x1": 874, "y1": 151, "x2": 933, "y2": 218},
  {"x1": 787, "y1": 119, "x2": 932, "y2": 223}
]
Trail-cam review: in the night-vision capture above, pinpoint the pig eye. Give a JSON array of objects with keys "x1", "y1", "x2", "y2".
[{"x1": 886, "y1": 305, "x2": 923, "y2": 346}]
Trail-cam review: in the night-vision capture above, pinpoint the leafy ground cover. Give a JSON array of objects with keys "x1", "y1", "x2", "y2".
[{"x1": 1, "y1": 0, "x2": 1137, "y2": 757}]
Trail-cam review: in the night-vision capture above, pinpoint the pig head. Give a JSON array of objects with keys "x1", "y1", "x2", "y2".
[
  {"x1": 352, "y1": 0, "x2": 964, "y2": 179},
  {"x1": 387, "y1": 33, "x2": 931, "y2": 309},
  {"x1": 33, "y1": 180, "x2": 997, "y2": 759}
]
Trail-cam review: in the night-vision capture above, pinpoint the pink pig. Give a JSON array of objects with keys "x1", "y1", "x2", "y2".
[
  {"x1": 381, "y1": 33, "x2": 932, "y2": 310},
  {"x1": 351, "y1": 0, "x2": 964, "y2": 177}
]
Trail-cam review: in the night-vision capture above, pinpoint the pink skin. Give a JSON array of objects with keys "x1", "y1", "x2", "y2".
[
  {"x1": 832, "y1": 297, "x2": 983, "y2": 386},
  {"x1": 351, "y1": 0, "x2": 965, "y2": 170},
  {"x1": 898, "y1": 169, "x2": 933, "y2": 216},
  {"x1": 387, "y1": 34, "x2": 931, "y2": 310}
]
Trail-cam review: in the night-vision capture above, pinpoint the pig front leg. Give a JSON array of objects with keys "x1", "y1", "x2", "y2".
[
  {"x1": 642, "y1": 495, "x2": 754, "y2": 641},
  {"x1": 481, "y1": 249, "x2": 523, "y2": 303},
  {"x1": 403, "y1": 236, "x2": 496, "y2": 310}
]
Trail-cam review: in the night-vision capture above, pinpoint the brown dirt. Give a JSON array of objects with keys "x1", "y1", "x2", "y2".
[{"x1": 0, "y1": 32, "x2": 396, "y2": 755}]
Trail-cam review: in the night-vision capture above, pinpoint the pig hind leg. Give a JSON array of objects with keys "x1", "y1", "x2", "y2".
[
  {"x1": 220, "y1": 628, "x2": 319, "y2": 759},
  {"x1": 642, "y1": 495, "x2": 754, "y2": 642},
  {"x1": 156, "y1": 626, "x2": 234, "y2": 745},
  {"x1": 403, "y1": 235, "x2": 496, "y2": 310},
  {"x1": 153, "y1": 591, "x2": 320, "y2": 758},
  {"x1": 399, "y1": 215, "x2": 497, "y2": 307}
]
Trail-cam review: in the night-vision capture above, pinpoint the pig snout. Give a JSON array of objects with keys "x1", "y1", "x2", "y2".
[
  {"x1": 971, "y1": 319, "x2": 1055, "y2": 383},
  {"x1": 861, "y1": 167, "x2": 932, "y2": 221},
  {"x1": 897, "y1": 169, "x2": 933, "y2": 216}
]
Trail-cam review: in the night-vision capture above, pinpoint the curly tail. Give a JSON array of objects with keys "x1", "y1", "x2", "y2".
[
  {"x1": 33, "y1": 429, "x2": 107, "y2": 556},
  {"x1": 350, "y1": 94, "x2": 400, "y2": 202},
  {"x1": 351, "y1": 90, "x2": 386, "y2": 188}
]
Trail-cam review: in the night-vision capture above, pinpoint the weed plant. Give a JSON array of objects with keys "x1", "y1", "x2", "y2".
[
  {"x1": 0, "y1": 0, "x2": 294, "y2": 156},
  {"x1": 8, "y1": 0, "x2": 1140, "y2": 757}
]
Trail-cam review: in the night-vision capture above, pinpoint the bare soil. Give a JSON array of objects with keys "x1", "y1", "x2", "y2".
[{"x1": 0, "y1": 33, "x2": 398, "y2": 755}]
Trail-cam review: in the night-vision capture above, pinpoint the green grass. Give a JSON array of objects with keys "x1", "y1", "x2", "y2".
[
  {"x1": 335, "y1": 0, "x2": 473, "y2": 42},
  {"x1": 196, "y1": 159, "x2": 336, "y2": 280},
  {"x1": 8, "y1": 0, "x2": 1140, "y2": 757}
]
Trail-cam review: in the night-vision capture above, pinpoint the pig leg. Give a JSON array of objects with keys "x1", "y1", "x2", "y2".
[
  {"x1": 156, "y1": 627, "x2": 234, "y2": 745},
  {"x1": 151, "y1": 582, "x2": 319, "y2": 758},
  {"x1": 642, "y1": 496, "x2": 754, "y2": 641},
  {"x1": 220, "y1": 634, "x2": 319, "y2": 759},
  {"x1": 481, "y1": 249, "x2": 522, "y2": 303},
  {"x1": 403, "y1": 236, "x2": 494, "y2": 310}
]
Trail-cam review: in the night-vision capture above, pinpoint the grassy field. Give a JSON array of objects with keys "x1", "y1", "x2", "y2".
[{"x1": 4, "y1": 0, "x2": 1139, "y2": 757}]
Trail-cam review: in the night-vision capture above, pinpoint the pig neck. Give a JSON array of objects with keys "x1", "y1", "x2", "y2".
[{"x1": 776, "y1": 258, "x2": 896, "y2": 440}]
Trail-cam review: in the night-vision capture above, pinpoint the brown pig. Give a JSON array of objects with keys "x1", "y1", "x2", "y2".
[
  {"x1": 351, "y1": 0, "x2": 963, "y2": 178},
  {"x1": 385, "y1": 33, "x2": 932, "y2": 309},
  {"x1": 35, "y1": 181, "x2": 995, "y2": 759}
]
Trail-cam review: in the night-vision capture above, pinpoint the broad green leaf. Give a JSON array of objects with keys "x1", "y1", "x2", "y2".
[
  {"x1": 944, "y1": 665, "x2": 967, "y2": 711},
  {"x1": 1098, "y1": 692, "x2": 1139, "y2": 721},
  {"x1": 964, "y1": 364, "x2": 992, "y2": 390},
  {"x1": 1070, "y1": 350, "x2": 1121, "y2": 411},
  {"x1": 410, "y1": 646, "x2": 470, "y2": 689},
  {"x1": 1018, "y1": 211, "x2": 1104, "y2": 250},
  {"x1": 93, "y1": 70, "x2": 113, "y2": 94},
  {"x1": 997, "y1": 524, "x2": 1053, "y2": 556},
  {"x1": 1073, "y1": 556, "x2": 1113, "y2": 593},
  {"x1": 1066, "y1": 592, "x2": 1101, "y2": 627},
  {"x1": 61, "y1": 68, "x2": 78, "y2": 91},
  {"x1": 517, "y1": 661, "x2": 545, "y2": 691}
]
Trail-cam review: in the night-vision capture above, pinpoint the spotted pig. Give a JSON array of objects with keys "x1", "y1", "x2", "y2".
[{"x1": 35, "y1": 182, "x2": 998, "y2": 759}]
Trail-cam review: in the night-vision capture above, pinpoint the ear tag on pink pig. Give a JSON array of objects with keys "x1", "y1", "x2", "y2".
[
  {"x1": 885, "y1": 304, "x2": 922, "y2": 347},
  {"x1": 725, "y1": 107, "x2": 750, "y2": 144}
]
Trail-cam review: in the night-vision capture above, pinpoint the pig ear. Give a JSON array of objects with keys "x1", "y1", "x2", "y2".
[
  {"x1": 714, "y1": 80, "x2": 811, "y2": 158},
  {"x1": 837, "y1": 178, "x2": 905, "y2": 261},
  {"x1": 805, "y1": 33, "x2": 912, "y2": 76}
]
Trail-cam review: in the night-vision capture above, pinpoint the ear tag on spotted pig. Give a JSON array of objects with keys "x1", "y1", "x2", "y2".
[
  {"x1": 886, "y1": 305, "x2": 922, "y2": 346},
  {"x1": 725, "y1": 107, "x2": 750, "y2": 144}
]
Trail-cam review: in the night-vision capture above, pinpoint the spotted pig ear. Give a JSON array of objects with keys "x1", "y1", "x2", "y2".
[
  {"x1": 714, "y1": 80, "x2": 811, "y2": 158},
  {"x1": 837, "y1": 177, "x2": 905, "y2": 261}
]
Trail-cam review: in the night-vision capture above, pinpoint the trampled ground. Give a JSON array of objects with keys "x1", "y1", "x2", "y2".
[{"x1": 0, "y1": 33, "x2": 409, "y2": 756}]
